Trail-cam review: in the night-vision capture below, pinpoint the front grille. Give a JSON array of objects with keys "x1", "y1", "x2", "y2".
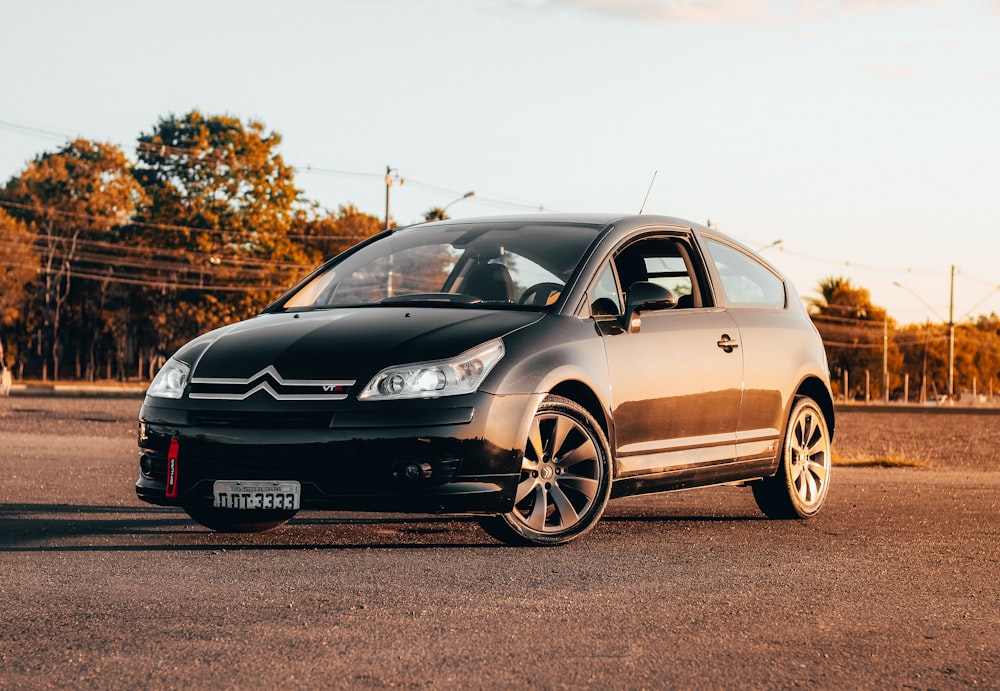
[{"x1": 188, "y1": 366, "x2": 354, "y2": 402}]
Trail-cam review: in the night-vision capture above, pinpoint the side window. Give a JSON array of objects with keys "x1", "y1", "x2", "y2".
[
  {"x1": 612, "y1": 237, "x2": 702, "y2": 308},
  {"x1": 643, "y1": 255, "x2": 693, "y2": 297},
  {"x1": 704, "y1": 238, "x2": 786, "y2": 309},
  {"x1": 589, "y1": 262, "x2": 622, "y2": 315}
]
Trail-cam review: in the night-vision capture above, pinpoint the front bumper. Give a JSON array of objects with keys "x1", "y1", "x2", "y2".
[{"x1": 135, "y1": 391, "x2": 538, "y2": 515}]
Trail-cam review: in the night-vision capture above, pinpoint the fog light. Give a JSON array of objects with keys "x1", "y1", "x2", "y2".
[
  {"x1": 395, "y1": 462, "x2": 433, "y2": 482},
  {"x1": 139, "y1": 454, "x2": 153, "y2": 478}
]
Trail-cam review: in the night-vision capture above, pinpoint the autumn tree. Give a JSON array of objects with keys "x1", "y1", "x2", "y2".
[
  {"x1": 967, "y1": 315, "x2": 1000, "y2": 396},
  {"x1": 424, "y1": 206, "x2": 447, "y2": 222},
  {"x1": 129, "y1": 111, "x2": 313, "y2": 360},
  {"x1": 291, "y1": 203, "x2": 383, "y2": 264},
  {"x1": 809, "y1": 277, "x2": 903, "y2": 400},
  {"x1": 952, "y1": 317, "x2": 1000, "y2": 398},
  {"x1": 0, "y1": 207, "x2": 39, "y2": 369},
  {"x1": 2, "y1": 139, "x2": 144, "y2": 380}
]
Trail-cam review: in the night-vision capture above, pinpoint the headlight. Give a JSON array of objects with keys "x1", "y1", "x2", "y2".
[
  {"x1": 359, "y1": 339, "x2": 505, "y2": 401},
  {"x1": 147, "y1": 358, "x2": 191, "y2": 399}
]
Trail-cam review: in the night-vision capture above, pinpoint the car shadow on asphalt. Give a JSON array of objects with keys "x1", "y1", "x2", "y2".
[
  {"x1": 0, "y1": 503, "x2": 194, "y2": 547},
  {"x1": 1, "y1": 502, "x2": 767, "y2": 552},
  {"x1": 0, "y1": 502, "x2": 493, "y2": 551}
]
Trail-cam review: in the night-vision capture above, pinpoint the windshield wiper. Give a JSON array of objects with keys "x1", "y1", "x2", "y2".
[{"x1": 376, "y1": 293, "x2": 484, "y2": 306}]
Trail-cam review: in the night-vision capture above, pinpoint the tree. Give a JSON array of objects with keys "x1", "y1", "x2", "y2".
[
  {"x1": 956, "y1": 316, "x2": 1000, "y2": 398},
  {"x1": 0, "y1": 207, "x2": 39, "y2": 369},
  {"x1": 892, "y1": 313, "x2": 1000, "y2": 403},
  {"x1": 809, "y1": 277, "x2": 903, "y2": 400},
  {"x1": 129, "y1": 111, "x2": 312, "y2": 360},
  {"x1": 291, "y1": 203, "x2": 383, "y2": 264},
  {"x1": 892, "y1": 321, "x2": 946, "y2": 402},
  {"x1": 424, "y1": 206, "x2": 447, "y2": 222},
  {"x1": 2, "y1": 139, "x2": 144, "y2": 380},
  {"x1": 0, "y1": 208, "x2": 37, "y2": 325}
]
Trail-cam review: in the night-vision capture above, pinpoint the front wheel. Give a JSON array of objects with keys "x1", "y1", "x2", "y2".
[
  {"x1": 752, "y1": 396, "x2": 832, "y2": 519},
  {"x1": 183, "y1": 505, "x2": 297, "y2": 533},
  {"x1": 480, "y1": 395, "x2": 613, "y2": 546}
]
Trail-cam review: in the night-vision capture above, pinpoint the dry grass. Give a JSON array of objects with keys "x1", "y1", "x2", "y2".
[
  {"x1": 832, "y1": 454, "x2": 932, "y2": 469},
  {"x1": 832, "y1": 408, "x2": 1000, "y2": 471}
]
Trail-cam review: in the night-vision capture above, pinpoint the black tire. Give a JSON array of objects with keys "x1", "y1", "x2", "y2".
[
  {"x1": 752, "y1": 396, "x2": 832, "y2": 519},
  {"x1": 480, "y1": 395, "x2": 613, "y2": 546},
  {"x1": 183, "y1": 505, "x2": 297, "y2": 533}
]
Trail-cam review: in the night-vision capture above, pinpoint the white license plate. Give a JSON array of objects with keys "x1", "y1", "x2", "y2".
[{"x1": 213, "y1": 480, "x2": 301, "y2": 510}]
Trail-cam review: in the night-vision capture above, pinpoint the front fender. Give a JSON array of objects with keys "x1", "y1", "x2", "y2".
[
  {"x1": 484, "y1": 315, "x2": 614, "y2": 458},
  {"x1": 486, "y1": 315, "x2": 611, "y2": 400}
]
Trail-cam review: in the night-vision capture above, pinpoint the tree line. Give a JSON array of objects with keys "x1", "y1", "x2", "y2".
[
  {"x1": 0, "y1": 111, "x2": 385, "y2": 381},
  {"x1": 2, "y1": 110, "x2": 999, "y2": 399},
  {"x1": 811, "y1": 277, "x2": 1000, "y2": 403}
]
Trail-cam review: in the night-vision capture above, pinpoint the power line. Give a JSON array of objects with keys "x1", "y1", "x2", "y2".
[
  {"x1": 294, "y1": 165, "x2": 384, "y2": 180},
  {"x1": 2, "y1": 116, "x2": 996, "y2": 290},
  {"x1": 0, "y1": 119, "x2": 73, "y2": 141},
  {"x1": 1, "y1": 199, "x2": 374, "y2": 249},
  {"x1": 3, "y1": 260, "x2": 296, "y2": 292},
  {"x1": 2, "y1": 116, "x2": 549, "y2": 214}
]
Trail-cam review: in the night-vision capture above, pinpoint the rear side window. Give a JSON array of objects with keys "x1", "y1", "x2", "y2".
[{"x1": 705, "y1": 238, "x2": 785, "y2": 309}]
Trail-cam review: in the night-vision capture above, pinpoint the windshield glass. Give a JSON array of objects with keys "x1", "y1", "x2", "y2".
[{"x1": 279, "y1": 220, "x2": 604, "y2": 310}]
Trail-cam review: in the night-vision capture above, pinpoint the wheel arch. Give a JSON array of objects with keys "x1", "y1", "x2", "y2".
[
  {"x1": 548, "y1": 380, "x2": 612, "y2": 445},
  {"x1": 794, "y1": 375, "x2": 836, "y2": 441},
  {"x1": 547, "y1": 380, "x2": 618, "y2": 480}
]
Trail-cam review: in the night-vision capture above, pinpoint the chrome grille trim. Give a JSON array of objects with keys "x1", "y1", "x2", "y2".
[{"x1": 189, "y1": 365, "x2": 355, "y2": 401}]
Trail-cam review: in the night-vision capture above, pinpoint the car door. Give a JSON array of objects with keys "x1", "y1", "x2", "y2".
[
  {"x1": 593, "y1": 234, "x2": 744, "y2": 478},
  {"x1": 701, "y1": 236, "x2": 793, "y2": 463}
]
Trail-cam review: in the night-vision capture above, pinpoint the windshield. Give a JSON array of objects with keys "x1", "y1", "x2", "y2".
[{"x1": 277, "y1": 220, "x2": 604, "y2": 311}]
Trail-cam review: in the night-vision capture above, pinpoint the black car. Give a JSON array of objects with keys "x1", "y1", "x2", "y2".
[{"x1": 137, "y1": 214, "x2": 834, "y2": 545}]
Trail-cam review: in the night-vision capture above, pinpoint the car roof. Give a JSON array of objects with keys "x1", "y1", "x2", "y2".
[{"x1": 404, "y1": 213, "x2": 709, "y2": 234}]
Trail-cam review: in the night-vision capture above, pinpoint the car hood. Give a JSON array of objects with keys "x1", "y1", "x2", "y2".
[{"x1": 187, "y1": 307, "x2": 542, "y2": 381}]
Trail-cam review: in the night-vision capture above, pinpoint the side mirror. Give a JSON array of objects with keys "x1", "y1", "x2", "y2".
[{"x1": 624, "y1": 281, "x2": 677, "y2": 333}]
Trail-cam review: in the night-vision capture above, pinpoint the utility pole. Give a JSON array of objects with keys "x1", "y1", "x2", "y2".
[
  {"x1": 883, "y1": 316, "x2": 889, "y2": 403},
  {"x1": 384, "y1": 166, "x2": 403, "y2": 230},
  {"x1": 948, "y1": 265, "x2": 955, "y2": 399}
]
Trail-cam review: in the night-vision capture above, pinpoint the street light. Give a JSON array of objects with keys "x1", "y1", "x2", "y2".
[{"x1": 441, "y1": 191, "x2": 475, "y2": 215}]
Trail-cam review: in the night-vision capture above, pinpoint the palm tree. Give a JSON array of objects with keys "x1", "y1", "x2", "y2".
[{"x1": 424, "y1": 207, "x2": 447, "y2": 222}]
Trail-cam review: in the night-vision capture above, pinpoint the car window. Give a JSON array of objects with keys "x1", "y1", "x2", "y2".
[
  {"x1": 499, "y1": 251, "x2": 564, "y2": 301},
  {"x1": 344, "y1": 245, "x2": 459, "y2": 303},
  {"x1": 704, "y1": 238, "x2": 786, "y2": 309},
  {"x1": 589, "y1": 262, "x2": 622, "y2": 315},
  {"x1": 611, "y1": 237, "x2": 701, "y2": 308},
  {"x1": 643, "y1": 255, "x2": 692, "y2": 297},
  {"x1": 280, "y1": 221, "x2": 603, "y2": 310}
]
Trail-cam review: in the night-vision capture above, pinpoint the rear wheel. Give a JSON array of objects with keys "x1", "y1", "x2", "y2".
[
  {"x1": 752, "y1": 396, "x2": 832, "y2": 519},
  {"x1": 183, "y1": 505, "x2": 297, "y2": 533},
  {"x1": 480, "y1": 395, "x2": 612, "y2": 546}
]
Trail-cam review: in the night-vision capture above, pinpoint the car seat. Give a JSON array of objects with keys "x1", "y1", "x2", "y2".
[{"x1": 465, "y1": 262, "x2": 515, "y2": 302}]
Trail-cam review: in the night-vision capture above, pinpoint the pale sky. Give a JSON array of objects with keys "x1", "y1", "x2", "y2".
[{"x1": 2, "y1": 0, "x2": 998, "y2": 325}]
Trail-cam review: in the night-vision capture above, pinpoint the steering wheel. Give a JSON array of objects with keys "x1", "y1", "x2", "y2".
[{"x1": 518, "y1": 282, "x2": 564, "y2": 306}]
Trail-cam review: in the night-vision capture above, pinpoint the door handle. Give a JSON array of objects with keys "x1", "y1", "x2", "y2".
[{"x1": 717, "y1": 334, "x2": 739, "y2": 353}]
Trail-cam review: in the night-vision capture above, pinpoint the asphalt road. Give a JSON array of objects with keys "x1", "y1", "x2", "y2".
[{"x1": 1, "y1": 397, "x2": 998, "y2": 689}]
